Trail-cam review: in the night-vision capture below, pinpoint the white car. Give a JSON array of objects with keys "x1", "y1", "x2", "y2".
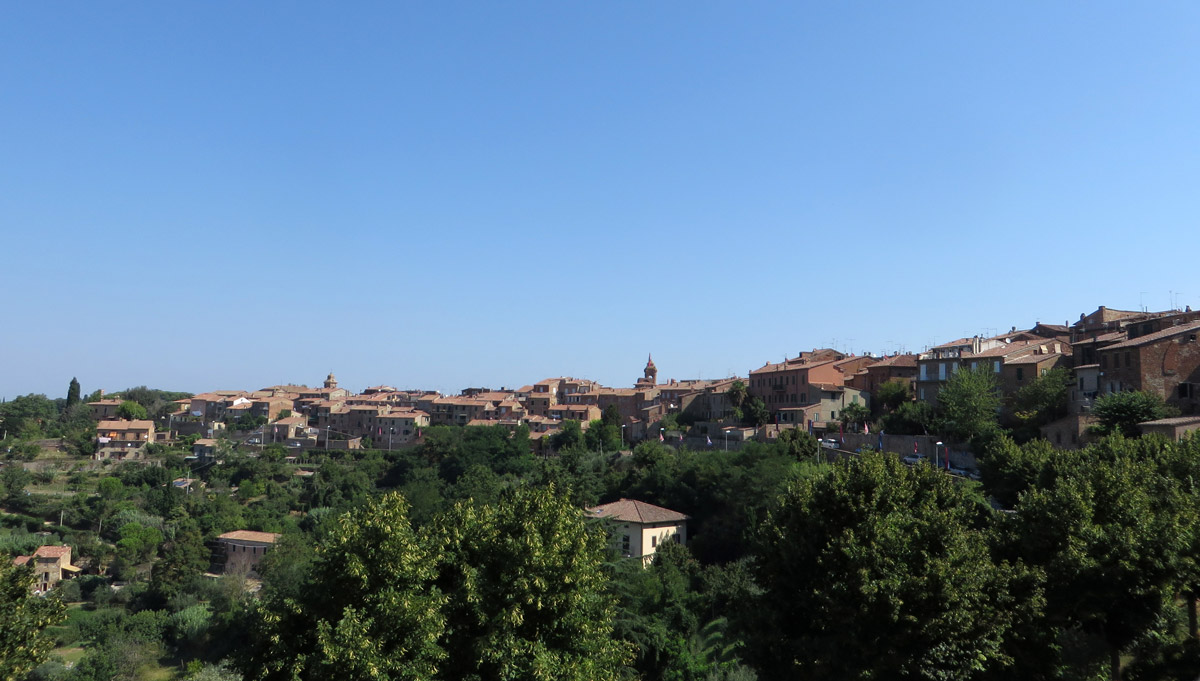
[
  {"x1": 901, "y1": 455, "x2": 924, "y2": 466},
  {"x1": 820, "y1": 438, "x2": 839, "y2": 449}
]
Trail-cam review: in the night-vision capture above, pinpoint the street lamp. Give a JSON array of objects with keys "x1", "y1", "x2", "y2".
[
  {"x1": 725, "y1": 429, "x2": 730, "y2": 452},
  {"x1": 935, "y1": 441, "x2": 943, "y2": 468},
  {"x1": 621, "y1": 424, "x2": 626, "y2": 447}
]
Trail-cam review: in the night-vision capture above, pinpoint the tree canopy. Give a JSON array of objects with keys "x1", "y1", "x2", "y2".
[
  {"x1": 751, "y1": 452, "x2": 1023, "y2": 681},
  {"x1": 0, "y1": 559, "x2": 66, "y2": 679},
  {"x1": 1090, "y1": 390, "x2": 1178, "y2": 438},
  {"x1": 937, "y1": 366, "x2": 1002, "y2": 445},
  {"x1": 241, "y1": 486, "x2": 629, "y2": 681}
]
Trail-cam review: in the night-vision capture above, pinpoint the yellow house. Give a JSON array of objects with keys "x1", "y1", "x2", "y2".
[{"x1": 588, "y1": 499, "x2": 689, "y2": 566}]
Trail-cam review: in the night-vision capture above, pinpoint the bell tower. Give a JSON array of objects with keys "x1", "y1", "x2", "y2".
[
  {"x1": 641, "y1": 354, "x2": 658, "y2": 386},
  {"x1": 324, "y1": 371, "x2": 338, "y2": 390}
]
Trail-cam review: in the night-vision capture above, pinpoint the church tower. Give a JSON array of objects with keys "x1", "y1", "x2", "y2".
[
  {"x1": 638, "y1": 354, "x2": 658, "y2": 387},
  {"x1": 324, "y1": 371, "x2": 338, "y2": 390}
]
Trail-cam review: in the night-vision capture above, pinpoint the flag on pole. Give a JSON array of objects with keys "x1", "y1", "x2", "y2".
[
  {"x1": 838, "y1": 422, "x2": 844, "y2": 445},
  {"x1": 877, "y1": 431, "x2": 883, "y2": 451},
  {"x1": 707, "y1": 435, "x2": 713, "y2": 446},
  {"x1": 914, "y1": 440, "x2": 919, "y2": 454},
  {"x1": 678, "y1": 433, "x2": 683, "y2": 442},
  {"x1": 807, "y1": 419, "x2": 813, "y2": 435},
  {"x1": 659, "y1": 432, "x2": 664, "y2": 442},
  {"x1": 863, "y1": 422, "x2": 869, "y2": 434}
]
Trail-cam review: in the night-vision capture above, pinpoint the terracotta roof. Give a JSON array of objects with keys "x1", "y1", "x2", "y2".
[
  {"x1": 1137, "y1": 414, "x2": 1200, "y2": 426},
  {"x1": 194, "y1": 438, "x2": 217, "y2": 446},
  {"x1": 34, "y1": 545, "x2": 70, "y2": 559},
  {"x1": 1139, "y1": 416, "x2": 1200, "y2": 427},
  {"x1": 1105, "y1": 321, "x2": 1200, "y2": 351},
  {"x1": 588, "y1": 499, "x2": 690, "y2": 524},
  {"x1": 12, "y1": 555, "x2": 30, "y2": 566},
  {"x1": 97, "y1": 420, "x2": 154, "y2": 430},
  {"x1": 751, "y1": 358, "x2": 838, "y2": 374},
  {"x1": 868, "y1": 354, "x2": 918, "y2": 368},
  {"x1": 1005, "y1": 352, "x2": 1066, "y2": 365},
  {"x1": 966, "y1": 341, "x2": 1039, "y2": 359},
  {"x1": 932, "y1": 337, "x2": 976, "y2": 350},
  {"x1": 87, "y1": 399, "x2": 123, "y2": 406},
  {"x1": 218, "y1": 530, "x2": 281, "y2": 544},
  {"x1": 1074, "y1": 331, "x2": 1125, "y2": 345}
]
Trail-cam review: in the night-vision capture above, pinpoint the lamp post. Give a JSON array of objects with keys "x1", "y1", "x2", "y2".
[
  {"x1": 621, "y1": 424, "x2": 626, "y2": 448},
  {"x1": 725, "y1": 429, "x2": 730, "y2": 452},
  {"x1": 935, "y1": 441, "x2": 943, "y2": 469}
]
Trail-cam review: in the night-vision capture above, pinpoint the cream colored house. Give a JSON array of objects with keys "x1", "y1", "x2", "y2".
[{"x1": 588, "y1": 499, "x2": 689, "y2": 566}]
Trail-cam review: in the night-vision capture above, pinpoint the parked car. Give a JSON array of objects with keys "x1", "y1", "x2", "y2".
[
  {"x1": 820, "y1": 438, "x2": 839, "y2": 449},
  {"x1": 901, "y1": 454, "x2": 924, "y2": 466}
]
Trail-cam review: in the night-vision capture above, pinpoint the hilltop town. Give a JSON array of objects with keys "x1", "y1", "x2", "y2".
[
  {"x1": 4, "y1": 302, "x2": 1200, "y2": 681},
  {"x1": 70, "y1": 303, "x2": 1200, "y2": 465}
]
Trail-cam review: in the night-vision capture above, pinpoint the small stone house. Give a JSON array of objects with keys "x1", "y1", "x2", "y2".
[{"x1": 213, "y1": 530, "x2": 281, "y2": 577}]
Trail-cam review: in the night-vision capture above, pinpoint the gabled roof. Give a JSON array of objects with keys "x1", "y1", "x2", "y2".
[
  {"x1": 1105, "y1": 321, "x2": 1200, "y2": 351},
  {"x1": 34, "y1": 545, "x2": 70, "y2": 559},
  {"x1": 97, "y1": 420, "x2": 155, "y2": 430},
  {"x1": 867, "y1": 354, "x2": 918, "y2": 368},
  {"x1": 587, "y1": 499, "x2": 690, "y2": 524}
]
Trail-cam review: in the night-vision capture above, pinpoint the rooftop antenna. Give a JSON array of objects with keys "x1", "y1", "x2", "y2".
[{"x1": 1140, "y1": 292, "x2": 1148, "y2": 313}]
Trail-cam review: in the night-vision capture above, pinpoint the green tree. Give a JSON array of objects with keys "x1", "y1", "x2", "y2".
[
  {"x1": 430, "y1": 486, "x2": 632, "y2": 681},
  {"x1": 240, "y1": 493, "x2": 446, "y2": 681},
  {"x1": 116, "y1": 400, "x2": 148, "y2": 421},
  {"x1": 66, "y1": 377, "x2": 82, "y2": 409},
  {"x1": 0, "y1": 394, "x2": 57, "y2": 439},
  {"x1": 751, "y1": 453, "x2": 1023, "y2": 680},
  {"x1": 1090, "y1": 390, "x2": 1178, "y2": 439},
  {"x1": 1007, "y1": 367, "x2": 1073, "y2": 442},
  {"x1": 741, "y1": 397, "x2": 769, "y2": 428},
  {"x1": 242, "y1": 487, "x2": 629, "y2": 681},
  {"x1": 874, "y1": 379, "x2": 911, "y2": 413},
  {"x1": 1007, "y1": 437, "x2": 1190, "y2": 680},
  {"x1": 602, "y1": 404, "x2": 622, "y2": 428},
  {"x1": 550, "y1": 420, "x2": 585, "y2": 452},
  {"x1": 879, "y1": 399, "x2": 934, "y2": 435},
  {"x1": 838, "y1": 402, "x2": 870, "y2": 431},
  {"x1": 938, "y1": 366, "x2": 1003, "y2": 445},
  {"x1": 725, "y1": 381, "x2": 748, "y2": 413},
  {"x1": 0, "y1": 560, "x2": 66, "y2": 679},
  {"x1": 777, "y1": 427, "x2": 820, "y2": 461}
]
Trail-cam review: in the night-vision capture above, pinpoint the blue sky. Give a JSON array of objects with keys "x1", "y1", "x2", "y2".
[{"x1": 3, "y1": 2, "x2": 1198, "y2": 399}]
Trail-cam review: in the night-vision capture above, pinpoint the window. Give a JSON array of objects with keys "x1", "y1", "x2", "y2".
[
  {"x1": 651, "y1": 536, "x2": 657, "y2": 548},
  {"x1": 1016, "y1": 368, "x2": 1024, "y2": 381},
  {"x1": 621, "y1": 534, "x2": 630, "y2": 554},
  {"x1": 1125, "y1": 352, "x2": 1132, "y2": 367},
  {"x1": 993, "y1": 361, "x2": 1000, "y2": 373}
]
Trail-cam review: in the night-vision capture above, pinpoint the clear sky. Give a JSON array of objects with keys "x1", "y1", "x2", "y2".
[{"x1": 3, "y1": 2, "x2": 1199, "y2": 399}]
